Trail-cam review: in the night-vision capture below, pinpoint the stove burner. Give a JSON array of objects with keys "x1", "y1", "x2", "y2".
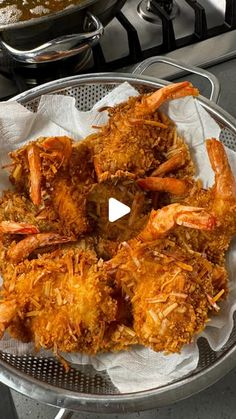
[
  {"x1": 155, "y1": 0, "x2": 173, "y2": 14},
  {"x1": 0, "y1": 0, "x2": 236, "y2": 101},
  {"x1": 137, "y1": 0, "x2": 179, "y2": 24}
]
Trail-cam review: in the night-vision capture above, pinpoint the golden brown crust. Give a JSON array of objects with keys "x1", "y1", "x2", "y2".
[{"x1": 0, "y1": 90, "x2": 234, "y2": 362}]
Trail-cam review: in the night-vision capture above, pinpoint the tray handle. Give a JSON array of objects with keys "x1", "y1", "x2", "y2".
[
  {"x1": 132, "y1": 56, "x2": 220, "y2": 103},
  {"x1": 0, "y1": 12, "x2": 103, "y2": 64},
  {"x1": 53, "y1": 408, "x2": 73, "y2": 419}
]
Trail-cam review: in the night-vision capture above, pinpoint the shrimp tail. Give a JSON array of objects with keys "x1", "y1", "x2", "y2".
[
  {"x1": 137, "y1": 177, "x2": 189, "y2": 196},
  {"x1": 151, "y1": 150, "x2": 187, "y2": 177},
  {"x1": 7, "y1": 233, "x2": 74, "y2": 263},
  {"x1": 27, "y1": 144, "x2": 42, "y2": 206},
  {"x1": 206, "y1": 138, "x2": 236, "y2": 209},
  {"x1": 0, "y1": 221, "x2": 39, "y2": 234},
  {"x1": 136, "y1": 82, "x2": 199, "y2": 116},
  {"x1": 139, "y1": 203, "x2": 216, "y2": 241}
]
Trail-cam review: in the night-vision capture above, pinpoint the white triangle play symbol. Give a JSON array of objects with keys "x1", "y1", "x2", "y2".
[{"x1": 108, "y1": 198, "x2": 131, "y2": 223}]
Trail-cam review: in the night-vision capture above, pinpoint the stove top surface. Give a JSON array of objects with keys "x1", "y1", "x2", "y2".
[
  {"x1": 0, "y1": 0, "x2": 235, "y2": 100},
  {"x1": 100, "y1": 0, "x2": 226, "y2": 62}
]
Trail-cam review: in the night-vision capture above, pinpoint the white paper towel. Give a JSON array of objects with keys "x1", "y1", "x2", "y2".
[{"x1": 0, "y1": 82, "x2": 235, "y2": 393}]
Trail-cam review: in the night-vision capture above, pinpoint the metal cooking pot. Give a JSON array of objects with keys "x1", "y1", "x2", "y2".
[
  {"x1": 1, "y1": 58, "x2": 236, "y2": 417},
  {"x1": 0, "y1": 0, "x2": 126, "y2": 63}
]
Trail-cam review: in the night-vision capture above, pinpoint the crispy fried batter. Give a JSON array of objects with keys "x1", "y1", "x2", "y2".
[
  {"x1": 87, "y1": 178, "x2": 149, "y2": 242},
  {"x1": 0, "y1": 85, "x2": 235, "y2": 364},
  {"x1": 170, "y1": 140, "x2": 236, "y2": 266},
  {"x1": 89, "y1": 96, "x2": 195, "y2": 182},
  {"x1": 108, "y1": 239, "x2": 227, "y2": 352},
  {"x1": 0, "y1": 247, "x2": 117, "y2": 354},
  {"x1": 0, "y1": 190, "x2": 62, "y2": 233}
]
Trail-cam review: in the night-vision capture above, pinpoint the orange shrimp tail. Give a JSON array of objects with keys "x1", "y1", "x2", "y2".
[
  {"x1": 151, "y1": 150, "x2": 186, "y2": 177},
  {"x1": 206, "y1": 138, "x2": 236, "y2": 202},
  {"x1": 0, "y1": 221, "x2": 39, "y2": 234},
  {"x1": 138, "y1": 203, "x2": 216, "y2": 242},
  {"x1": 176, "y1": 212, "x2": 217, "y2": 230},
  {"x1": 137, "y1": 177, "x2": 189, "y2": 195},
  {"x1": 7, "y1": 233, "x2": 74, "y2": 263},
  {"x1": 27, "y1": 144, "x2": 42, "y2": 206},
  {"x1": 139, "y1": 82, "x2": 199, "y2": 116},
  {"x1": 41, "y1": 136, "x2": 72, "y2": 164}
]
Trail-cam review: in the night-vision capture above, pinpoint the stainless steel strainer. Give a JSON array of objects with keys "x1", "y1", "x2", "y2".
[{"x1": 1, "y1": 57, "x2": 236, "y2": 415}]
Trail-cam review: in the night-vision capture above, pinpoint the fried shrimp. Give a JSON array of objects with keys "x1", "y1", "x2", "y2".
[
  {"x1": 9, "y1": 136, "x2": 73, "y2": 205},
  {"x1": 88, "y1": 82, "x2": 197, "y2": 182},
  {"x1": 170, "y1": 139, "x2": 236, "y2": 266},
  {"x1": 0, "y1": 83, "x2": 235, "y2": 363},
  {"x1": 0, "y1": 190, "x2": 62, "y2": 234},
  {"x1": 0, "y1": 247, "x2": 117, "y2": 354},
  {"x1": 106, "y1": 200, "x2": 226, "y2": 353},
  {"x1": 8, "y1": 137, "x2": 96, "y2": 238},
  {"x1": 109, "y1": 239, "x2": 226, "y2": 353}
]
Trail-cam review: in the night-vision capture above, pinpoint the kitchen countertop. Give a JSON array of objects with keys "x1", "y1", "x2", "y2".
[{"x1": 4, "y1": 57, "x2": 236, "y2": 419}]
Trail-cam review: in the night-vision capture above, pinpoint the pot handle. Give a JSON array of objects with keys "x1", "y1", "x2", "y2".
[
  {"x1": 132, "y1": 56, "x2": 220, "y2": 103},
  {"x1": 0, "y1": 12, "x2": 103, "y2": 64}
]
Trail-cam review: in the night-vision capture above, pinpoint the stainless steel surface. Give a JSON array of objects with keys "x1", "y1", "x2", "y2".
[
  {"x1": 10, "y1": 367, "x2": 236, "y2": 418},
  {"x1": 0, "y1": 0, "x2": 126, "y2": 62},
  {"x1": 0, "y1": 0, "x2": 233, "y2": 93},
  {"x1": 123, "y1": 30, "x2": 236, "y2": 79},
  {"x1": 0, "y1": 74, "x2": 18, "y2": 99},
  {"x1": 0, "y1": 13, "x2": 104, "y2": 63},
  {"x1": 0, "y1": 383, "x2": 18, "y2": 419},
  {"x1": 54, "y1": 408, "x2": 73, "y2": 419},
  {"x1": 100, "y1": 0, "x2": 226, "y2": 63},
  {"x1": 132, "y1": 56, "x2": 220, "y2": 102},
  {"x1": 0, "y1": 72, "x2": 236, "y2": 413}
]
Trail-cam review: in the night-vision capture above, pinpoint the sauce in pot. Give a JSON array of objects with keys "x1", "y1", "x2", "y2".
[{"x1": 0, "y1": 0, "x2": 85, "y2": 24}]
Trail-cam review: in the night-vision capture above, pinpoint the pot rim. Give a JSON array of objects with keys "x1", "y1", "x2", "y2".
[{"x1": 0, "y1": 0, "x2": 100, "y2": 32}]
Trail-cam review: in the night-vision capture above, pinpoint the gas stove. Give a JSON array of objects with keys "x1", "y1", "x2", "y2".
[
  {"x1": 0, "y1": 0, "x2": 236, "y2": 99},
  {"x1": 99, "y1": 0, "x2": 235, "y2": 69}
]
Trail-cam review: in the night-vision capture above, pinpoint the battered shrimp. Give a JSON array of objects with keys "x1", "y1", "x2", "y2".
[
  {"x1": 9, "y1": 136, "x2": 73, "y2": 205},
  {"x1": 137, "y1": 138, "x2": 236, "y2": 266},
  {"x1": 107, "y1": 203, "x2": 225, "y2": 353},
  {"x1": 0, "y1": 190, "x2": 63, "y2": 234},
  {"x1": 169, "y1": 139, "x2": 236, "y2": 265},
  {"x1": 0, "y1": 247, "x2": 117, "y2": 354},
  {"x1": 88, "y1": 82, "x2": 198, "y2": 182},
  {"x1": 113, "y1": 240, "x2": 226, "y2": 353},
  {"x1": 0, "y1": 82, "x2": 235, "y2": 362},
  {"x1": 8, "y1": 137, "x2": 97, "y2": 237}
]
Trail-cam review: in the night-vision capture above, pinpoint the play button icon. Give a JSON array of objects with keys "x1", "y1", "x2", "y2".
[{"x1": 108, "y1": 198, "x2": 131, "y2": 223}]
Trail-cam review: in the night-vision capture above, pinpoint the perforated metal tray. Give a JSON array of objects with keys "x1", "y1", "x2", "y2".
[{"x1": 1, "y1": 71, "x2": 236, "y2": 414}]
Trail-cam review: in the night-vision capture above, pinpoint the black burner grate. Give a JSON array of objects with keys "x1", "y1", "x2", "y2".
[
  {"x1": 1, "y1": 0, "x2": 236, "y2": 97},
  {"x1": 90, "y1": 0, "x2": 236, "y2": 72}
]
